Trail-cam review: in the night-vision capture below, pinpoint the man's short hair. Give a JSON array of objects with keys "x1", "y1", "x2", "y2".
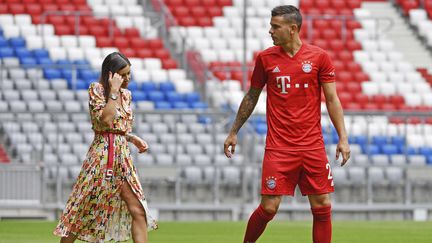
[{"x1": 271, "y1": 5, "x2": 302, "y2": 31}]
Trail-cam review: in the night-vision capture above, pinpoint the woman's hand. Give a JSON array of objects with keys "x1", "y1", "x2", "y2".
[
  {"x1": 130, "y1": 134, "x2": 149, "y2": 153},
  {"x1": 109, "y1": 72, "x2": 123, "y2": 93}
]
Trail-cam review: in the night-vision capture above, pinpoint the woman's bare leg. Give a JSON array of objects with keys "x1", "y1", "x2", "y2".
[{"x1": 120, "y1": 182, "x2": 148, "y2": 243}]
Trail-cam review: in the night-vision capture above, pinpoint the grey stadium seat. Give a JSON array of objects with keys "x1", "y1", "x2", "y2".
[
  {"x1": 193, "y1": 154, "x2": 212, "y2": 166},
  {"x1": 348, "y1": 167, "x2": 366, "y2": 184},
  {"x1": 58, "y1": 122, "x2": 76, "y2": 133},
  {"x1": 21, "y1": 90, "x2": 39, "y2": 103},
  {"x1": 221, "y1": 166, "x2": 241, "y2": 185},
  {"x1": 64, "y1": 101, "x2": 82, "y2": 112},
  {"x1": 9, "y1": 68, "x2": 26, "y2": 79},
  {"x1": 390, "y1": 154, "x2": 407, "y2": 166},
  {"x1": 27, "y1": 100, "x2": 45, "y2": 112},
  {"x1": 57, "y1": 90, "x2": 76, "y2": 101},
  {"x1": 408, "y1": 155, "x2": 426, "y2": 166},
  {"x1": 158, "y1": 133, "x2": 175, "y2": 144},
  {"x1": 185, "y1": 144, "x2": 203, "y2": 154},
  {"x1": 183, "y1": 166, "x2": 202, "y2": 184},
  {"x1": 144, "y1": 114, "x2": 162, "y2": 123},
  {"x1": 155, "y1": 154, "x2": 173, "y2": 165},
  {"x1": 15, "y1": 79, "x2": 32, "y2": 90},
  {"x1": 55, "y1": 143, "x2": 71, "y2": 154},
  {"x1": 50, "y1": 79, "x2": 68, "y2": 90},
  {"x1": 332, "y1": 167, "x2": 349, "y2": 186},
  {"x1": 371, "y1": 154, "x2": 390, "y2": 166},
  {"x1": 45, "y1": 101, "x2": 63, "y2": 112},
  {"x1": 38, "y1": 90, "x2": 56, "y2": 101},
  {"x1": 0, "y1": 101, "x2": 8, "y2": 112},
  {"x1": 166, "y1": 144, "x2": 184, "y2": 154},
  {"x1": 60, "y1": 153, "x2": 79, "y2": 165},
  {"x1": 213, "y1": 154, "x2": 230, "y2": 166},
  {"x1": 64, "y1": 133, "x2": 83, "y2": 144},
  {"x1": 386, "y1": 167, "x2": 404, "y2": 184},
  {"x1": 180, "y1": 114, "x2": 198, "y2": 123},
  {"x1": 368, "y1": 167, "x2": 386, "y2": 185},
  {"x1": 8, "y1": 132, "x2": 27, "y2": 144},
  {"x1": 151, "y1": 123, "x2": 169, "y2": 134},
  {"x1": 136, "y1": 123, "x2": 151, "y2": 133},
  {"x1": 188, "y1": 123, "x2": 206, "y2": 134},
  {"x1": 21, "y1": 122, "x2": 39, "y2": 133},
  {"x1": 195, "y1": 133, "x2": 213, "y2": 144},
  {"x1": 3, "y1": 90, "x2": 20, "y2": 101},
  {"x1": 177, "y1": 133, "x2": 195, "y2": 144},
  {"x1": 138, "y1": 133, "x2": 158, "y2": 144},
  {"x1": 175, "y1": 154, "x2": 193, "y2": 166},
  {"x1": 148, "y1": 143, "x2": 166, "y2": 154}
]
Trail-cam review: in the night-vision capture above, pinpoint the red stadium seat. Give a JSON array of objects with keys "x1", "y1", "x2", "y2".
[
  {"x1": 47, "y1": 15, "x2": 65, "y2": 25},
  {"x1": 148, "y1": 39, "x2": 164, "y2": 49},
  {"x1": 22, "y1": 0, "x2": 37, "y2": 3},
  {"x1": 191, "y1": 6, "x2": 206, "y2": 17},
  {"x1": 346, "y1": 82, "x2": 361, "y2": 94},
  {"x1": 331, "y1": 0, "x2": 346, "y2": 10},
  {"x1": 56, "y1": 0, "x2": 70, "y2": 4},
  {"x1": 166, "y1": 0, "x2": 183, "y2": 5},
  {"x1": 216, "y1": 0, "x2": 232, "y2": 7},
  {"x1": 55, "y1": 25, "x2": 73, "y2": 35},
  {"x1": 346, "y1": 40, "x2": 362, "y2": 51},
  {"x1": 202, "y1": 0, "x2": 217, "y2": 6},
  {"x1": 305, "y1": 8, "x2": 321, "y2": 16},
  {"x1": 162, "y1": 59, "x2": 178, "y2": 69},
  {"x1": 184, "y1": 0, "x2": 200, "y2": 7},
  {"x1": 231, "y1": 71, "x2": 243, "y2": 81},
  {"x1": 337, "y1": 51, "x2": 353, "y2": 62},
  {"x1": 173, "y1": 6, "x2": 190, "y2": 17},
  {"x1": 338, "y1": 8, "x2": 354, "y2": 16},
  {"x1": 362, "y1": 103, "x2": 379, "y2": 111},
  {"x1": 75, "y1": 5, "x2": 91, "y2": 12},
  {"x1": 301, "y1": 0, "x2": 314, "y2": 10},
  {"x1": 333, "y1": 60, "x2": 345, "y2": 71},
  {"x1": 124, "y1": 28, "x2": 140, "y2": 38},
  {"x1": 347, "y1": 0, "x2": 361, "y2": 9},
  {"x1": 154, "y1": 49, "x2": 171, "y2": 59},
  {"x1": 0, "y1": 4, "x2": 8, "y2": 14},
  {"x1": 345, "y1": 102, "x2": 362, "y2": 110},
  {"x1": 321, "y1": 30, "x2": 337, "y2": 41},
  {"x1": 321, "y1": 8, "x2": 337, "y2": 15},
  {"x1": 197, "y1": 17, "x2": 213, "y2": 27},
  {"x1": 389, "y1": 94, "x2": 405, "y2": 108},
  {"x1": 353, "y1": 93, "x2": 369, "y2": 107},
  {"x1": 379, "y1": 103, "x2": 396, "y2": 111},
  {"x1": 9, "y1": 3, "x2": 25, "y2": 14},
  {"x1": 346, "y1": 20, "x2": 362, "y2": 30},
  {"x1": 207, "y1": 6, "x2": 223, "y2": 17},
  {"x1": 336, "y1": 82, "x2": 346, "y2": 93},
  {"x1": 407, "y1": 116, "x2": 422, "y2": 124},
  {"x1": 77, "y1": 26, "x2": 89, "y2": 35},
  {"x1": 113, "y1": 37, "x2": 129, "y2": 49},
  {"x1": 313, "y1": 19, "x2": 330, "y2": 29},
  {"x1": 346, "y1": 61, "x2": 361, "y2": 72},
  {"x1": 130, "y1": 38, "x2": 146, "y2": 49},
  {"x1": 313, "y1": 39, "x2": 329, "y2": 49},
  {"x1": 96, "y1": 37, "x2": 113, "y2": 47},
  {"x1": 7, "y1": 0, "x2": 22, "y2": 3},
  {"x1": 42, "y1": 4, "x2": 57, "y2": 12},
  {"x1": 337, "y1": 71, "x2": 353, "y2": 83},
  {"x1": 60, "y1": 4, "x2": 75, "y2": 11},
  {"x1": 425, "y1": 117, "x2": 432, "y2": 124},
  {"x1": 372, "y1": 94, "x2": 387, "y2": 107},
  {"x1": 354, "y1": 72, "x2": 369, "y2": 82},
  {"x1": 39, "y1": 0, "x2": 54, "y2": 3},
  {"x1": 315, "y1": 0, "x2": 330, "y2": 10},
  {"x1": 179, "y1": 17, "x2": 196, "y2": 26},
  {"x1": 120, "y1": 48, "x2": 135, "y2": 57},
  {"x1": 136, "y1": 49, "x2": 153, "y2": 58},
  {"x1": 89, "y1": 26, "x2": 107, "y2": 37},
  {"x1": 338, "y1": 92, "x2": 353, "y2": 104}
]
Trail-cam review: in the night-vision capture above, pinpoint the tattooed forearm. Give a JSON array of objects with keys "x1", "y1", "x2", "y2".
[{"x1": 229, "y1": 88, "x2": 262, "y2": 134}]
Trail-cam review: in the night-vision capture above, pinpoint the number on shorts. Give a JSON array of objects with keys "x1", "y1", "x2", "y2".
[{"x1": 326, "y1": 163, "x2": 333, "y2": 180}]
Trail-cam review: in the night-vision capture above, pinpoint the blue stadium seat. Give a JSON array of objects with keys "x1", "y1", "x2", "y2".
[
  {"x1": 20, "y1": 57, "x2": 37, "y2": 67},
  {"x1": 9, "y1": 37, "x2": 25, "y2": 48},
  {"x1": 75, "y1": 79, "x2": 88, "y2": 90},
  {"x1": 37, "y1": 57, "x2": 53, "y2": 65},
  {"x1": 198, "y1": 115, "x2": 212, "y2": 124},
  {"x1": 61, "y1": 69, "x2": 73, "y2": 80},
  {"x1": 190, "y1": 102, "x2": 208, "y2": 109},
  {"x1": 255, "y1": 123, "x2": 267, "y2": 135},
  {"x1": 33, "y1": 49, "x2": 49, "y2": 59},
  {"x1": 0, "y1": 47, "x2": 14, "y2": 58},
  {"x1": 15, "y1": 48, "x2": 32, "y2": 59},
  {"x1": 419, "y1": 147, "x2": 432, "y2": 157},
  {"x1": 159, "y1": 82, "x2": 175, "y2": 92},
  {"x1": 354, "y1": 135, "x2": 368, "y2": 147},
  {"x1": 381, "y1": 144, "x2": 399, "y2": 155},
  {"x1": 0, "y1": 37, "x2": 8, "y2": 47},
  {"x1": 73, "y1": 59, "x2": 90, "y2": 66},
  {"x1": 79, "y1": 70, "x2": 94, "y2": 80},
  {"x1": 427, "y1": 155, "x2": 432, "y2": 165},
  {"x1": 372, "y1": 135, "x2": 388, "y2": 147},
  {"x1": 398, "y1": 145, "x2": 417, "y2": 155},
  {"x1": 184, "y1": 92, "x2": 200, "y2": 103},
  {"x1": 323, "y1": 133, "x2": 331, "y2": 145},
  {"x1": 132, "y1": 91, "x2": 147, "y2": 101},
  {"x1": 148, "y1": 91, "x2": 164, "y2": 102},
  {"x1": 172, "y1": 101, "x2": 189, "y2": 109},
  {"x1": 165, "y1": 91, "x2": 183, "y2": 102},
  {"x1": 127, "y1": 81, "x2": 138, "y2": 91},
  {"x1": 57, "y1": 59, "x2": 72, "y2": 65},
  {"x1": 155, "y1": 101, "x2": 172, "y2": 109},
  {"x1": 362, "y1": 144, "x2": 380, "y2": 155},
  {"x1": 43, "y1": 68, "x2": 62, "y2": 80},
  {"x1": 391, "y1": 136, "x2": 405, "y2": 147},
  {"x1": 141, "y1": 82, "x2": 157, "y2": 92}
]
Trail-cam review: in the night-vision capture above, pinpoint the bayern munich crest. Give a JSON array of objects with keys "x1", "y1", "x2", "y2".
[
  {"x1": 266, "y1": 176, "x2": 277, "y2": 190},
  {"x1": 302, "y1": 61, "x2": 313, "y2": 73}
]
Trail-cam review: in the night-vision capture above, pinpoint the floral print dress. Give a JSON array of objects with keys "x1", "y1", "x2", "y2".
[{"x1": 54, "y1": 82, "x2": 158, "y2": 242}]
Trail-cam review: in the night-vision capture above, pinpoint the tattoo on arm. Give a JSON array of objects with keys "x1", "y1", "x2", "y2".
[{"x1": 230, "y1": 88, "x2": 262, "y2": 134}]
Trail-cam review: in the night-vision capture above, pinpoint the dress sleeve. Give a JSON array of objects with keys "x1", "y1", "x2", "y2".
[
  {"x1": 88, "y1": 82, "x2": 106, "y2": 122},
  {"x1": 250, "y1": 53, "x2": 267, "y2": 89},
  {"x1": 318, "y1": 51, "x2": 336, "y2": 83}
]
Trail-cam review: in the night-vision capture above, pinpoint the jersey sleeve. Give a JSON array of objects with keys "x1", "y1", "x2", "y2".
[
  {"x1": 318, "y1": 51, "x2": 336, "y2": 83},
  {"x1": 250, "y1": 54, "x2": 267, "y2": 89}
]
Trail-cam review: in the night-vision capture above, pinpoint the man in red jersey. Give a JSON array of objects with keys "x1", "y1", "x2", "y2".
[{"x1": 224, "y1": 5, "x2": 350, "y2": 243}]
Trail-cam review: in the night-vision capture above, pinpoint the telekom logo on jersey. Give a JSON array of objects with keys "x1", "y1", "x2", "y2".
[{"x1": 276, "y1": 76, "x2": 309, "y2": 94}]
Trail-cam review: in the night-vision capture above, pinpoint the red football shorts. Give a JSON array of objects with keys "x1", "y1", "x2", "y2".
[{"x1": 261, "y1": 148, "x2": 334, "y2": 196}]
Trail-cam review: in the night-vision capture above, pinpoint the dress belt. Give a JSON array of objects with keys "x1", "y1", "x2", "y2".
[{"x1": 94, "y1": 130, "x2": 126, "y2": 180}]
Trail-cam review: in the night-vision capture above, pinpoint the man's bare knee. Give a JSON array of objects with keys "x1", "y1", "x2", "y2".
[{"x1": 261, "y1": 195, "x2": 281, "y2": 214}]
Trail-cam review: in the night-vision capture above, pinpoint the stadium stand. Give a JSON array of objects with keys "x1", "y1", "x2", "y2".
[{"x1": 0, "y1": 0, "x2": 432, "y2": 221}]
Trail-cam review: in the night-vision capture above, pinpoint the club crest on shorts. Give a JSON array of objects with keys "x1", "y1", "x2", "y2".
[
  {"x1": 301, "y1": 61, "x2": 313, "y2": 73},
  {"x1": 265, "y1": 176, "x2": 277, "y2": 190}
]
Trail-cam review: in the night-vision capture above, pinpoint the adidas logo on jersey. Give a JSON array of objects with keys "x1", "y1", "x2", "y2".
[{"x1": 272, "y1": 66, "x2": 280, "y2": 73}]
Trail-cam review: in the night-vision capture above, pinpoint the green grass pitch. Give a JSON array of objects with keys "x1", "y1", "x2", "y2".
[{"x1": 0, "y1": 220, "x2": 431, "y2": 242}]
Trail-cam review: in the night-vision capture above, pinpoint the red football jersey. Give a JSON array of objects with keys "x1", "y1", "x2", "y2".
[{"x1": 251, "y1": 44, "x2": 335, "y2": 150}]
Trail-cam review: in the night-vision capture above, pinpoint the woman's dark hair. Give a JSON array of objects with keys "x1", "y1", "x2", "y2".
[
  {"x1": 99, "y1": 52, "x2": 131, "y2": 101},
  {"x1": 271, "y1": 5, "x2": 302, "y2": 31}
]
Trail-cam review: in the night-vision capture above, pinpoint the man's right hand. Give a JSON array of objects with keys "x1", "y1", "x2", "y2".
[{"x1": 224, "y1": 133, "x2": 237, "y2": 158}]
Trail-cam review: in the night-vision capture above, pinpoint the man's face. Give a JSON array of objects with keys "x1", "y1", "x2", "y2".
[{"x1": 269, "y1": 15, "x2": 297, "y2": 46}]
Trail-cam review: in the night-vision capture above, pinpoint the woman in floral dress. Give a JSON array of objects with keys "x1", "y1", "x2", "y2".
[{"x1": 54, "y1": 52, "x2": 157, "y2": 243}]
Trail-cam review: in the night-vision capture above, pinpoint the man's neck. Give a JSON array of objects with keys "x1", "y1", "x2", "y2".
[{"x1": 281, "y1": 37, "x2": 303, "y2": 57}]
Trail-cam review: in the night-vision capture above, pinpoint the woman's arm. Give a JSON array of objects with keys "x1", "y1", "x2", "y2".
[{"x1": 100, "y1": 72, "x2": 124, "y2": 126}]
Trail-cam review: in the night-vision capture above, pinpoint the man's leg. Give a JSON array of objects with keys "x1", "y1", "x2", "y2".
[
  {"x1": 243, "y1": 195, "x2": 281, "y2": 243},
  {"x1": 308, "y1": 193, "x2": 332, "y2": 243}
]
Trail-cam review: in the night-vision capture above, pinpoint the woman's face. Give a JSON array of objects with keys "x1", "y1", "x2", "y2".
[{"x1": 117, "y1": 65, "x2": 131, "y2": 88}]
